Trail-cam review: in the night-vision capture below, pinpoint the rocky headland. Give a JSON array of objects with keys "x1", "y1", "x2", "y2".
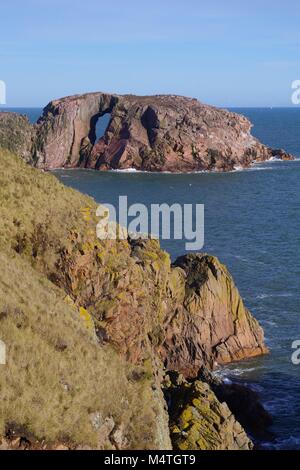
[
  {"x1": 0, "y1": 92, "x2": 294, "y2": 172},
  {"x1": 0, "y1": 146, "x2": 272, "y2": 451}
]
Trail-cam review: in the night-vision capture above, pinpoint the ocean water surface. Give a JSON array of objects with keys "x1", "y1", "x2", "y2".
[{"x1": 4, "y1": 106, "x2": 300, "y2": 449}]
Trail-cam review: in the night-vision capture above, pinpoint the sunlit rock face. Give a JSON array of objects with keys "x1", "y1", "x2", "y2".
[{"x1": 0, "y1": 92, "x2": 294, "y2": 171}]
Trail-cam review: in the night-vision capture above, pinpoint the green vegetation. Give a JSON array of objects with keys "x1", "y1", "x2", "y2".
[
  {"x1": 166, "y1": 375, "x2": 252, "y2": 451},
  {"x1": 0, "y1": 147, "x2": 264, "y2": 451},
  {"x1": 0, "y1": 148, "x2": 168, "y2": 449}
]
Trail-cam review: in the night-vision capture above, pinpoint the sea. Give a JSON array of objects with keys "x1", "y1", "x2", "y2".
[{"x1": 2, "y1": 105, "x2": 300, "y2": 449}]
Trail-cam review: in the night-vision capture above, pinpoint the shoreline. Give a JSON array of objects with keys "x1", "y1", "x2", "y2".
[{"x1": 49, "y1": 157, "x2": 299, "y2": 176}]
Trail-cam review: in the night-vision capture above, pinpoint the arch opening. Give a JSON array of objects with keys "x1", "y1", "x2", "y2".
[{"x1": 89, "y1": 112, "x2": 111, "y2": 145}]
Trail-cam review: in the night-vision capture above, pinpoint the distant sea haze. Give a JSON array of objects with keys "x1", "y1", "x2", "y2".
[{"x1": 3, "y1": 106, "x2": 300, "y2": 449}]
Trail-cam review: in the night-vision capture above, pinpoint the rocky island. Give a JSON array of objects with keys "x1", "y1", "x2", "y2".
[
  {"x1": 0, "y1": 92, "x2": 294, "y2": 172},
  {"x1": 0, "y1": 144, "x2": 271, "y2": 450}
]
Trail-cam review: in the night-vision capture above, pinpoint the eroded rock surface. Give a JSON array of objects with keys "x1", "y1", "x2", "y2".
[
  {"x1": 197, "y1": 367, "x2": 273, "y2": 441},
  {"x1": 0, "y1": 93, "x2": 294, "y2": 171},
  {"x1": 164, "y1": 372, "x2": 253, "y2": 450},
  {"x1": 162, "y1": 254, "x2": 268, "y2": 377},
  {"x1": 52, "y1": 236, "x2": 267, "y2": 377},
  {"x1": 0, "y1": 148, "x2": 270, "y2": 450}
]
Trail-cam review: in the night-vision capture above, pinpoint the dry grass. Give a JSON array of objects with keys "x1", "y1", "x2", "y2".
[
  {"x1": 0, "y1": 147, "x2": 96, "y2": 263},
  {"x1": 0, "y1": 148, "x2": 164, "y2": 449}
]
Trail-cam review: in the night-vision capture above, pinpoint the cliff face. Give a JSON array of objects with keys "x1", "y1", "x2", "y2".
[
  {"x1": 0, "y1": 92, "x2": 294, "y2": 172},
  {"x1": 162, "y1": 254, "x2": 267, "y2": 377},
  {"x1": 49, "y1": 236, "x2": 267, "y2": 378},
  {"x1": 0, "y1": 148, "x2": 173, "y2": 451},
  {"x1": 34, "y1": 93, "x2": 117, "y2": 169},
  {"x1": 0, "y1": 148, "x2": 269, "y2": 450}
]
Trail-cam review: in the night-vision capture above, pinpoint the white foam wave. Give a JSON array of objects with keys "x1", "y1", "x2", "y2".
[
  {"x1": 260, "y1": 320, "x2": 278, "y2": 327},
  {"x1": 111, "y1": 168, "x2": 143, "y2": 173},
  {"x1": 213, "y1": 366, "x2": 258, "y2": 380},
  {"x1": 260, "y1": 435, "x2": 300, "y2": 450},
  {"x1": 256, "y1": 293, "x2": 293, "y2": 300}
]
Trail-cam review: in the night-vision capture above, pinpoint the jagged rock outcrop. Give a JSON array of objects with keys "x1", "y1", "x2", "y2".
[
  {"x1": 0, "y1": 148, "x2": 270, "y2": 450},
  {"x1": 34, "y1": 93, "x2": 117, "y2": 169},
  {"x1": 161, "y1": 254, "x2": 268, "y2": 377},
  {"x1": 2, "y1": 145, "x2": 269, "y2": 379},
  {"x1": 197, "y1": 367, "x2": 273, "y2": 440},
  {"x1": 0, "y1": 148, "x2": 172, "y2": 451},
  {"x1": 164, "y1": 372, "x2": 253, "y2": 450},
  {"x1": 50, "y1": 234, "x2": 267, "y2": 377},
  {"x1": 0, "y1": 92, "x2": 294, "y2": 171}
]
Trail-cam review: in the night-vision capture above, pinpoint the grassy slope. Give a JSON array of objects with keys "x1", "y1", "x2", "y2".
[{"x1": 0, "y1": 148, "x2": 169, "y2": 449}]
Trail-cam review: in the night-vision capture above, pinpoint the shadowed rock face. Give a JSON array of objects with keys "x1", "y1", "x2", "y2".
[{"x1": 0, "y1": 92, "x2": 294, "y2": 171}]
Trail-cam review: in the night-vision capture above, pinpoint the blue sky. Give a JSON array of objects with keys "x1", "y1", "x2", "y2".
[{"x1": 1, "y1": 0, "x2": 300, "y2": 107}]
